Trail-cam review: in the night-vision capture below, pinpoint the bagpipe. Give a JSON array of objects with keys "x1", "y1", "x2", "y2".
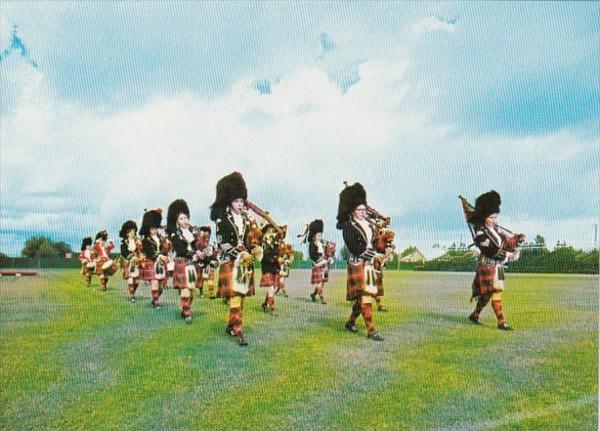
[
  {"x1": 245, "y1": 199, "x2": 290, "y2": 261},
  {"x1": 458, "y1": 195, "x2": 525, "y2": 256},
  {"x1": 277, "y1": 243, "x2": 295, "y2": 277},
  {"x1": 365, "y1": 204, "x2": 396, "y2": 263}
]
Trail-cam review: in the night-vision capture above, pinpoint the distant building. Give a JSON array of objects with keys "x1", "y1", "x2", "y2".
[{"x1": 399, "y1": 249, "x2": 425, "y2": 263}]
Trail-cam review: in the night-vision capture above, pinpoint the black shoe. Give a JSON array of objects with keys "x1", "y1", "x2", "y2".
[
  {"x1": 498, "y1": 323, "x2": 513, "y2": 331},
  {"x1": 225, "y1": 325, "x2": 235, "y2": 336},
  {"x1": 345, "y1": 322, "x2": 359, "y2": 333},
  {"x1": 261, "y1": 303, "x2": 268, "y2": 313},
  {"x1": 368, "y1": 332, "x2": 384, "y2": 341},
  {"x1": 320, "y1": 299, "x2": 327, "y2": 305},
  {"x1": 469, "y1": 314, "x2": 481, "y2": 325},
  {"x1": 310, "y1": 293, "x2": 316, "y2": 302},
  {"x1": 283, "y1": 293, "x2": 289, "y2": 298},
  {"x1": 238, "y1": 336, "x2": 248, "y2": 346},
  {"x1": 377, "y1": 306, "x2": 387, "y2": 312},
  {"x1": 209, "y1": 296, "x2": 216, "y2": 300}
]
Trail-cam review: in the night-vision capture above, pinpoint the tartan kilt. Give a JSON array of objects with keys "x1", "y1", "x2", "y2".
[
  {"x1": 346, "y1": 262, "x2": 365, "y2": 301},
  {"x1": 139, "y1": 259, "x2": 156, "y2": 281},
  {"x1": 471, "y1": 262, "x2": 502, "y2": 297},
  {"x1": 375, "y1": 270, "x2": 384, "y2": 297},
  {"x1": 259, "y1": 271, "x2": 278, "y2": 287},
  {"x1": 218, "y1": 261, "x2": 256, "y2": 298},
  {"x1": 311, "y1": 266, "x2": 324, "y2": 284}
]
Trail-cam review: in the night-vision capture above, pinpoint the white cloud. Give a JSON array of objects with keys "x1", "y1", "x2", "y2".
[
  {"x1": 1, "y1": 42, "x2": 597, "y2": 256},
  {"x1": 411, "y1": 16, "x2": 457, "y2": 34}
]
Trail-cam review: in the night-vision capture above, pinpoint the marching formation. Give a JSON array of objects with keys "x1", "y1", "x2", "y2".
[{"x1": 79, "y1": 172, "x2": 526, "y2": 346}]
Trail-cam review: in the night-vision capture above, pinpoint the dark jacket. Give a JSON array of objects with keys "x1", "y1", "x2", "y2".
[
  {"x1": 474, "y1": 225, "x2": 516, "y2": 262},
  {"x1": 309, "y1": 242, "x2": 326, "y2": 265},
  {"x1": 341, "y1": 219, "x2": 377, "y2": 262},
  {"x1": 170, "y1": 227, "x2": 196, "y2": 260},
  {"x1": 214, "y1": 208, "x2": 253, "y2": 261},
  {"x1": 142, "y1": 235, "x2": 161, "y2": 261},
  {"x1": 261, "y1": 245, "x2": 279, "y2": 274}
]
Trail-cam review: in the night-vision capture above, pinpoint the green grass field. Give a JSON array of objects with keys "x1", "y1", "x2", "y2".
[{"x1": 0, "y1": 269, "x2": 597, "y2": 430}]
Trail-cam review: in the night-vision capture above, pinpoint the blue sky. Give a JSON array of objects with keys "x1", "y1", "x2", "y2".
[{"x1": 1, "y1": 2, "x2": 598, "y2": 257}]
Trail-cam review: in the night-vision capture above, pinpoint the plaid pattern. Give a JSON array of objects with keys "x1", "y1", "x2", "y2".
[
  {"x1": 173, "y1": 262, "x2": 188, "y2": 290},
  {"x1": 346, "y1": 263, "x2": 365, "y2": 301},
  {"x1": 139, "y1": 259, "x2": 156, "y2": 281},
  {"x1": 471, "y1": 262, "x2": 497, "y2": 297},
  {"x1": 311, "y1": 266, "x2": 324, "y2": 284},
  {"x1": 218, "y1": 262, "x2": 233, "y2": 298},
  {"x1": 470, "y1": 293, "x2": 491, "y2": 319},
  {"x1": 127, "y1": 282, "x2": 138, "y2": 300},
  {"x1": 228, "y1": 306, "x2": 243, "y2": 336},
  {"x1": 259, "y1": 272, "x2": 277, "y2": 287},
  {"x1": 491, "y1": 300, "x2": 506, "y2": 326},
  {"x1": 180, "y1": 296, "x2": 193, "y2": 318},
  {"x1": 348, "y1": 299, "x2": 375, "y2": 335},
  {"x1": 195, "y1": 264, "x2": 204, "y2": 289},
  {"x1": 150, "y1": 285, "x2": 163, "y2": 306},
  {"x1": 376, "y1": 270, "x2": 384, "y2": 297}
]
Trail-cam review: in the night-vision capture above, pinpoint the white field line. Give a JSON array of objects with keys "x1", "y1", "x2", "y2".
[{"x1": 436, "y1": 394, "x2": 597, "y2": 431}]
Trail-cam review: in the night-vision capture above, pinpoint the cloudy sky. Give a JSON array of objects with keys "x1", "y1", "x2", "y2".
[{"x1": 1, "y1": 2, "x2": 598, "y2": 257}]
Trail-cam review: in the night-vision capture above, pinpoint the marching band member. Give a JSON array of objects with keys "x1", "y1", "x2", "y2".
[
  {"x1": 260, "y1": 224, "x2": 283, "y2": 315},
  {"x1": 275, "y1": 243, "x2": 294, "y2": 297},
  {"x1": 119, "y1": 220, "x2": 141, "y2": 303},
  {"x1": 211, "y1": 172, "x2": 257, "y2": 347},
  {"x1": 93, "y1": 229, "x2": 118, "y2": 291},
  {"x1": 337, "y1": 183, "x2": 385, "y2": 341},
  {"x1": 303, "y1": 219, "x2": 330, "y2": 305},
  {"x1": 140, "y1": 209, "x2": 168, "y2": 308},
  {"x1": 167, "y1": 199, "x2": 200, "y2": 323},
  {"x1": 195, "y1": 226, "x2": 218, "y2": 299},
  {"x1": 78, "y1": 237, "x2": 95, "y2": 287},
  {"x1": 467, "y1": 191, "x2": 525, "y2": 330}
]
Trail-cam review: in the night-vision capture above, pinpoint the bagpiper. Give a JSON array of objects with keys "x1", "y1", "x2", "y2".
[
  {"x1": 275, "y1": 243, "x2": 294, "y2": 297},
  {"x1": 93, "y1": 229, "x2": 119, "y2": 291},
  {"x1": 259, "y1": 223, "x2": 284, "y2": 315},
  {"x1": 78, "y1": 237, "x2": 95, "y2": 287},
  {"x1": 465, "y1": 191, "x2": 525, "y2": 330},
  {"x1": 337, "y1": 183, "x2": 385, "y2": 341},
  {"x1": 301, "y1": 219, "x2": 331, "y2": 305},
  {"x1": 211, "y1": 172, "x2": 260, "y2": 346},
  {"x1": 167, "y1": 199, "x2": 200, "y2": 323},
  {"x1": 194, "y1": 226, "x2": 218, "y2": 299},
  {"x1": 119, "y1": 220, "x2": 142, "y2": 303},
  {"x1": 140, "y1": 208, "x2": 169, "y2": 308}
]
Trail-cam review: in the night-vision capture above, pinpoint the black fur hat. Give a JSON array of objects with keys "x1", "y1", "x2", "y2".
[
  {"x1": 469, "y1": 190, "x2": 501, "y2": 226},
  {"x1": 167, "y1": 199, "x2": 190, "y2": 234},
  {"x1": 210, "y1": 172, "x2": 248, "y2": 221},
  {"x1": 119, "y1": 220, "x2": 138, "y2": 239},
  {"x1": 95, "y1": 229, "x2": 108, "y2": 241},
  {"x1": 308, "y1": 219, "x2": 324, "y2": 242},
  {"x1": 139, "y1": 209, "x2": 163, "y2": 237},
  {"x1": 80, "y1": 237, "x2": 93, "y2": 251},
  {"x1": 336, "y1": 183, "x2": 367, "y2": 229}
]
